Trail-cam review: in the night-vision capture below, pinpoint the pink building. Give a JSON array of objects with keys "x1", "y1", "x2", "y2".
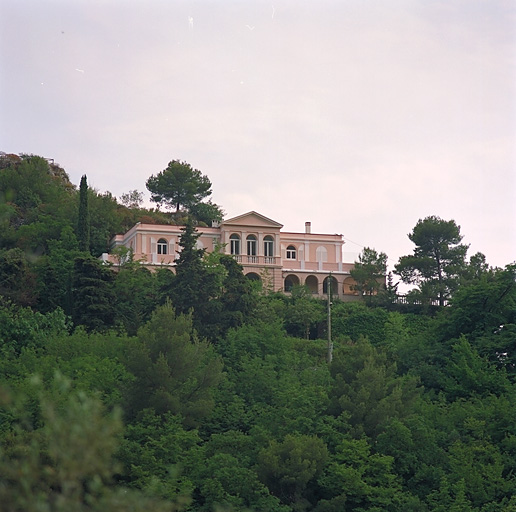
[{"x1": 107, "y1": 211, "x2": 360, "y2": 299}]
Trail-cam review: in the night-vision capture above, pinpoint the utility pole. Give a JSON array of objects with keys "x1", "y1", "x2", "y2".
[{"x1": 327, "y1": 273, "x2": 333, "y2": 364}]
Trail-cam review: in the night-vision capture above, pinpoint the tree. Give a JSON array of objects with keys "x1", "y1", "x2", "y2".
[
  {"x1": 77, "y1": 174, "x2": 90, "y2": 252},
  {"x1": 460, "y1": 251, "x2": 491, "y2": 284},
  {"x1": 316, "y1": 437, "x2": 406, "y2": 512},
  {"x1": 169, "y1": 217, "x2": 218, "y2": 332},
  {"x1": 88, "y1": 189, "x2": 125, "y2": 257},
  {"x1": 395, "y1": 216, "x2": 468, "y2": 306},
  {"x1": 119, "y1": 189, "x2": 144, "y2": 209},
  {"x1": 146, "y1": 160, "x2": 213, "y2": 214},
  {"x1": 439, "y1": 264, "x2": 516, "y2": 371},
  {"x1": 123, "y1": 302, "x2": 223, "y2": 426},
  {"x1": 0, "y1": 248, "x2": 37, "y2": 306},
  {"x1": 36, "y1": 226, "x2": 80, "y2": 314},
  {"x1": 0, "y1": 155, "x2": 76, "y2": 255},
  {"x1": 213, "y1": 254, "x2": 258, "y2": 336},
  {"x1": 350, "y1": 247, "x2": 388, "y2": 303},
  {"x1": 113, "y1": 263, "x2": 158, "y2": 336},
  {"x1": 72, "y1": 256, "x2": 116, "y2": 332},
  {"x1": 257, "y1": 434, "x2": 328, "y2": 508},
  {"x1": 329, "y1": 337, "x2": 421, "y2": 439},
  {"x1": 188, "y1": 199, "x2": 223, "y2": 226},
  {"x1": 0, "y1": 375, "x2": 182, "y2": 511},
  {"x1": 284, "y1": 285, "x2": 325, "y2": 339}
]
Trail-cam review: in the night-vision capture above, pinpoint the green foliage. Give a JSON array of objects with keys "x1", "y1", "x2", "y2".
[
  {"x1": 0, "y1": 375, "x2": 180, "y2": 511},
  {"x1": 117, "y1": 410, "x2": 198, "y2": 505},
  {"x1": 284, "y1": 286, "x2": 325, "y2": 339},
  {"x1": 316, "y1": 437, "x2": 406, "y2": 511},
  {"x1": 124, "y1": 302, "x2": 223, "y2": 426},
  {"x1": 87, "y1": 189, "x2": 126, "y2": 257},
  {"x1": 35, "y1": 227, "x2": 81, "y2": 314},
  {"x1": 439, "y1": 264, "x2": 516, "y2": 374},
  {"x1": 78, "y1": 174, "x2": 90, "y2": 252},
  {"x1": 0, "y1": 155, "x2": 76, "y2": 254},
  {"x1": 113, "y1": 264, "x2": 158, "y2": 335},
  {"x1": 0, "y1": 300, "x2": 69, "y2": 354},
  {"x1": 350, "y1": 247, "x2": 388, "y2": 303},
  {"x1": 189, "y1": 199, "x2": 224, "y2": 225},
  {"x1": 72, "y1": 256, "x2": 116, "y2": 332},
  {"x1": 146, "y1": 160, "x2": 218, "y2": 219},
  {"x1": 212, "y1": 254, "x2": 258, "y2": 336},
  {"x1": 257, "y1": 434, "x2": 328, "y2": 508},
  {"x1": 2, "y1": 173, "x2": 516, "y2": 512},
  {"x1": 169, "y1": 217, "x2": 218, "y2": 324},
  {"x1": 395, "y1": 216, "x2": 469, "y2": 306},
  {"x1": 189, "y1": 430, "x2": 288, "y2": 511},
  {"x1": 0, "y1": 248, "x2": 37, "y2": 306},
  {"x1": 331, "y1": 301, "x2": 389, "y2": 345},
  {"x1": 443, "y1": 264, "x2": 516, "y2": 338},
  {"x1": 329, "y1": 338, "x2": 422, "y2": 439},
  {"x1": 442, "y1": 337, "x2": 511, "y2": 400},
  {"x1": 214, "y1": 321, "x2": 333, "y2": 442},
  {"x1": 119, "y1": 189, "x2": 144, "y2": 209},
  {"x1": 460, "y1": 251, "x2": 491, "y2": 284}
]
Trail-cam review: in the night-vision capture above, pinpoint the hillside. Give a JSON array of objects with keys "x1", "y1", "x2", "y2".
[{"x1": 0, "y1": 153, "x2": 515, "y2": 511}]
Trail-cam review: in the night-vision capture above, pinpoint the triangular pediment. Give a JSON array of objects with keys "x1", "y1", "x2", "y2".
[{"x1": 222, "y1": 211, "x2": 283, "y2": 229}]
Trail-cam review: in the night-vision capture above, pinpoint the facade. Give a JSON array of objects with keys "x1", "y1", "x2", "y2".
[{"x1": 106, "y1": 211, "x2": 360, "y2": 299}]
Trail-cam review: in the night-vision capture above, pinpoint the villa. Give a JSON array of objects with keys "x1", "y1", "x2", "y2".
[{"x1": 106, "y1": 211, "x2": 360, "y2": 300}]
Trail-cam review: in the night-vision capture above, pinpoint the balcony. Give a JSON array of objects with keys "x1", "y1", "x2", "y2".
[{"x1": 232, "y1": 255, "x2": 277, "y2": 265}]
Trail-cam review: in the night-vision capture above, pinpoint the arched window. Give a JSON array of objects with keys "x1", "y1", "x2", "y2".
[
  {"x1": 286, "y1": 245, "x2": 296, "y2": 260},
  {"x1": 284, "y1": 274, "x2": 300, "y2": 292},
  {"x1": 157, "y1": 238, "x2": 168, "y2": 255},
  {"x1": 246, "y1": 235, "x2": 257, "y2": 256},
  {"x1": 264, "y1": 235, "x2": 274, "y2": 260},
  {"x1": 305, "y1": 275, "x2": 318, "y2": 294},
  {"x1": 230, "y1": 234, "x2": 240, "y2": 255},
  {"x1": 323, "y1": 276, "x2": 338, "y2": 295}
]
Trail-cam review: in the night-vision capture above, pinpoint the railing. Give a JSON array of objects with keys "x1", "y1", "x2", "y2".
[
  {"x1": 395, "y1": 295, "x2": 447, "y2": 306},
  {"x1": 231, "y1": 255, "x2": 277, "y2": 265}
]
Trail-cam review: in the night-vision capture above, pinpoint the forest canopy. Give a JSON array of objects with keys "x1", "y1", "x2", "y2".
[{"x1": 1, "y1": 153, "x2": 515, "y2": 511}]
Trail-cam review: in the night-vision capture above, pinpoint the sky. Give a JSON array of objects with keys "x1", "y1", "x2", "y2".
[{"x1": 1, "y1": 0, "x2": 515, "y2": 277}]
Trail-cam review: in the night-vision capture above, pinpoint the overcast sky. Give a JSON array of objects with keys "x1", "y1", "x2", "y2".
[{"x1": 1, "y1": 0, "x2": 515, "y2": 275}]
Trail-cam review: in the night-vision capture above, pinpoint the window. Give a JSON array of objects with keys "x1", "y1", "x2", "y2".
[
  {"x1": 305, "y1": 275, "x2": 318, "y2": 294},
  {"x1": 157, "y1": 238, "x2": 168, "y2": 255},
  {"x1": 316, "y1": 246, "x2": 328, "y2": 263},
  {"x1": 323, "y1": 276, "x2": 338, "y2": 295},
  {"x1": 286, "y1": 245, "x2": 296, "y2": 259},
  {"x1": 264, "y1": 236, "x2": 274, "y2": 258},
  {"x1": 284, "y1": 274, "x2": 300, "y2": 292},
  {"x1": 230, "y1": 234, "x2": 240, "y2": 255},
  {"x1": 246, "y1": 235, "x2": 257, "y2": 256}
]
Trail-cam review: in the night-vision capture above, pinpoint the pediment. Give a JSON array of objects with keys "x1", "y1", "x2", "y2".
[{"x1": 222, "y1": 211, "x2": 283, "y2": 229}]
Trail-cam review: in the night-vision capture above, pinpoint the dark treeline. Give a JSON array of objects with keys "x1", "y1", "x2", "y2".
[{"x1": 1, "y1": 154, "x2": 516, "y2": 511}]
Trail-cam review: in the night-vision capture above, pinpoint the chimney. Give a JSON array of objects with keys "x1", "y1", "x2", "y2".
[{"x1": 305, "y1": 221, "x2": 311, "y2": 234}]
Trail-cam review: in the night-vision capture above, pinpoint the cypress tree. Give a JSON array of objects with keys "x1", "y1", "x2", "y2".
[
  {"x1": 77, "y1": 174, "x2": 90, "y2": 252},
  {"x1": 72, "y1": 256, "x2": 115, "y2": 332},
  {"x1": 170, "y1": 217, "x2": 218, "y2": 332}
]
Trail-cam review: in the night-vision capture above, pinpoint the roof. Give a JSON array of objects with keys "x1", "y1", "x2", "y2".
[{"x1": 222, "y1": 211, "x2": 283, "y2": 229}]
